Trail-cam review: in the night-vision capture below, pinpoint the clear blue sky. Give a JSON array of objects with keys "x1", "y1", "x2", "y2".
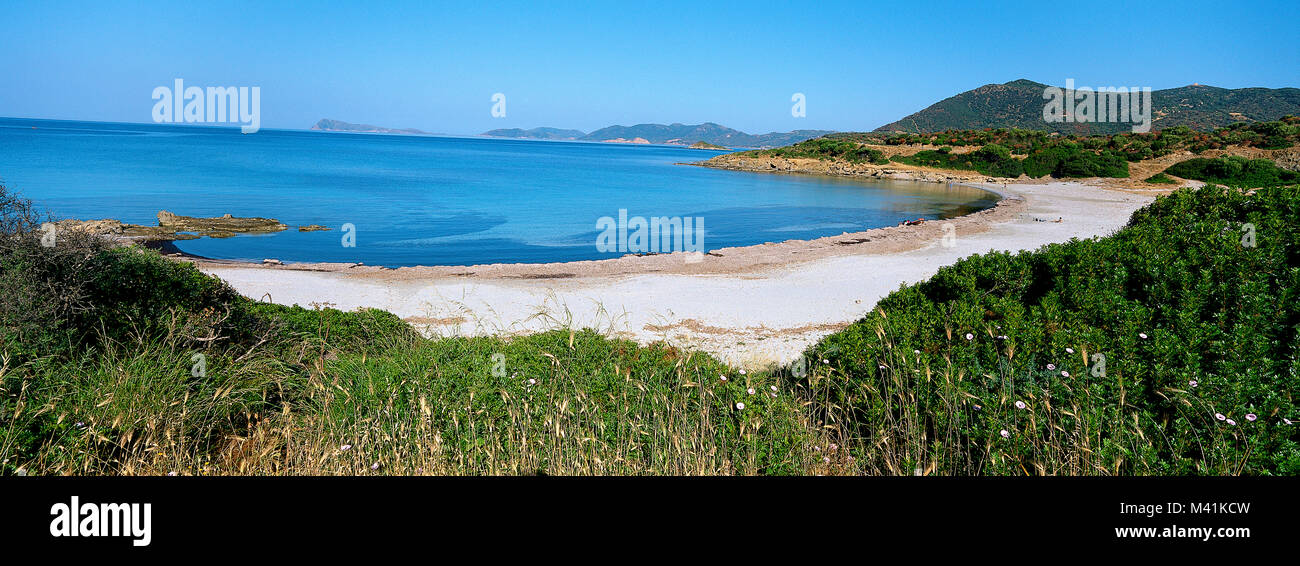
[{"x1": 2, "y1": 0, "x2": 1297, "y2": 134}]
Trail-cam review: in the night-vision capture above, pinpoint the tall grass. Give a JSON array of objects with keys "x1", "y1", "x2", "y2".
[{"x1": 2, "y1": 321, "x2": 821, "y2": 475}]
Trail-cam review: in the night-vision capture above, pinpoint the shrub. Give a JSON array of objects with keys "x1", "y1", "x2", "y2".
[
  {"x1": 1164, "y1": 156, "x2": 1300, "y2": 188},
  {"x1": 803, "y1": 184, "x2": 1300, "y2": 475},
  {"x1": 1, "y1": 185, "x2": 111, "y2": 357},
  {"x1": 1022, "y1": 145, "x2": 1129, "y2": 178},
  {"x1": 756, "y1": 139, "x2": 887, "y2": 164},
  {"x1": 242, "y1": 302, "x2": 419, "y2": 354}
]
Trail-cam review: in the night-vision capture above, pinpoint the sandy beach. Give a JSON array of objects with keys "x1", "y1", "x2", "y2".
[{"x1": 189, "y1": 174, "x2": 1157, "y2": 369}]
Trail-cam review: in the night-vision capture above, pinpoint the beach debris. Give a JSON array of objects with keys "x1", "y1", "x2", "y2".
[{"x1": 262, "y1": 258, "x2": 283, "y2": 265}]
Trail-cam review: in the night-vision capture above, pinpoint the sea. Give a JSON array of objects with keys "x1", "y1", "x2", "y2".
[{"x1": 0, "y1": 117, "x2": 999, "y2": 267}]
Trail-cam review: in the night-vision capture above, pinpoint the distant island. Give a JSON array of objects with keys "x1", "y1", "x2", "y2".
[
  {"x1": 310, "y1": 118, "x2": 433, "y2": 135},
  {"x1": 311, "y1": 118, "x2": 829, "y2": 149},
  {"x1": 482, "y1": 122, "x2": 835, "y2": 149},
  {"x1": 478, "y1": 127, "x2": 587, "y2": 141},
  {"x1": 876, "y1": 79, "x2": 1300, "y2": 134},
  {"x1": 689, "y1": 141, "x2": 728, "y2": 150}
]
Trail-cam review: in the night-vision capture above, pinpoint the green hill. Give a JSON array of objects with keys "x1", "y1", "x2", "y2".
[{"x1": 876, "y1": 79, "x2": 1300, "y2": 134}]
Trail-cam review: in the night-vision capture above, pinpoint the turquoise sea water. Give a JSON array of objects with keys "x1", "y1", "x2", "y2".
[{"x1": 0, "y1": 117, "x2": 998, "y2": 267}]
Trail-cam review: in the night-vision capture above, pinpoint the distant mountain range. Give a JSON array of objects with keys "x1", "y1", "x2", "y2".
[
  {"x1": 310, "y1": 119, "x2": 432, "y2": 135},
  {"x1": 311, "y1": 119, "x2": 829, "y2": 148},
  {"x1": 312, "y1": 79, "x2": 1299, "y2": 147},
  {"x1": 875, "y1": 79, "x2": 1300, "y2": 134},
  {"x1": 482, "y1": 122, "x2": 834, "y2": 148}
]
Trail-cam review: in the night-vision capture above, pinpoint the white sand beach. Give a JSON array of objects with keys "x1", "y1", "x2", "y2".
[{"x1": 196, "y1": 180, "x2": 1156, "y2": 369}]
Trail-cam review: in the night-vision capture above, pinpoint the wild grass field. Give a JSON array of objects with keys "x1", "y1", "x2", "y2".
[{"x1": 1, "y1": 180, "x2": 1297, "y2": 476}]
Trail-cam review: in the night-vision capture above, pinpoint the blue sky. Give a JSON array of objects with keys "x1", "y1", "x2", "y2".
[{"x1": 1, "y1": 0, "x2": 1297, "y2": 134}]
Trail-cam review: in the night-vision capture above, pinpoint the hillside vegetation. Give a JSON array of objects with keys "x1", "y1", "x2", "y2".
[
  {"x1": 875, "y1": 79, "x2": 1300, "y2": 134},
  {"x1": 1164, "y1": 156, "x2": 1300, "y2": 187},
  {"x1": 2, "y1": 181, "x2": 1297, "y2": 476},
  {"x1": 738, "y1": 118, "x2": 1300, "y2": 181}
]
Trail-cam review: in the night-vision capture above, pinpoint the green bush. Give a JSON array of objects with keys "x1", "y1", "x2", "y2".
[
  {"x1": 755, "y1": 138, "x2": 888, "y2": 164},
  {"x1": 884, "y1": 141, "x2": 1127, "y2": 179},
  {"x1": 80, "y1": 247, "x2": 245, "y2": 329},
  {"x1": 1021, "y1": 145, "x2": 1129, "y2": 178},
  {"x1": 242, "y1": 302, "x2": 419, "y2": 353},
  {"x1": 1, "y1": 186, "x2": 111, "y2": 357},
  {"x1": 804, "y1": 184, "x2": 1300, "y2": 475},
  {"x1": 891, "y1": 144, "x2": 1027, "y2": 178},
  {"x1": 1165, "y1": 156, "x2": 1300, "y2": 188}
]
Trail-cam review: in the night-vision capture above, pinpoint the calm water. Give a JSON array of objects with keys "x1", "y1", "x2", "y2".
[{"x1": 0, "y1": 117, "x2": 998, "y2": 267}]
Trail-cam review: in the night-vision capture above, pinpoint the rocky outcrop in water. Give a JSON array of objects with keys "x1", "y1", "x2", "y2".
[
  {"x1": 156, "y1": 211, "x2": 286, "y2": 238},
  {"x1": 55, "y1": 211, "x2": 288, "y2": 242}
]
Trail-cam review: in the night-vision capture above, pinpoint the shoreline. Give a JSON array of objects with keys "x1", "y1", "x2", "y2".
[
  {"x1": 185, "y1": 166, "x2": 1158, "y2": 368},
  {"x1": 181, "y1": 188, "x2": 1020, "y2": 279},
  {"x1": 173, "y1": 162, "x2": 1015, "y2": 279}
]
